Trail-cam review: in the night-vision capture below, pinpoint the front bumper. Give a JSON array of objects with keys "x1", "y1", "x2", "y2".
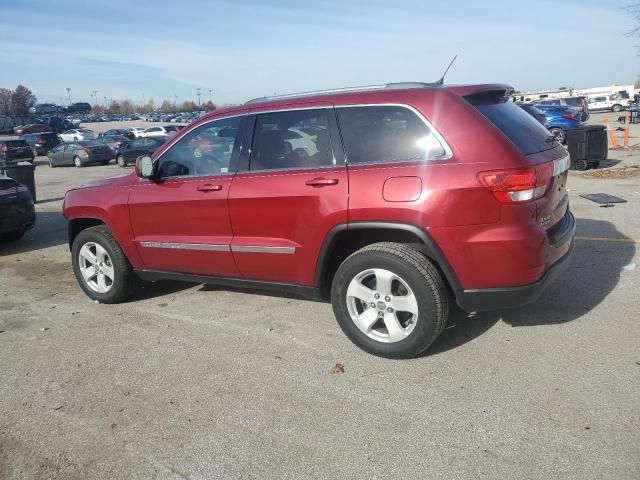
[{"x1": 456, "y1": 211, "x2": 576, "y2": 312}]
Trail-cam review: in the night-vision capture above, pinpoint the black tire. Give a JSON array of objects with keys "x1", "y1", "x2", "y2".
[
  {"x1": 3, "y1": 229, "x2": 25, "y2": 242},
  {"x1": 71, "y1": 225, "x2": 138, "y2": 304},
  {"x1": 549, "y1": 127, "x2": 565, "y2": 144},
  {"x1": 74, "y1": 156, "x2": 83, "y2": 168},
  {"x1": 612, "y1": 104, "x2": 623, "y2": 113},
  {"x1": 575, "y1": 159, "x2": 588, "y2": 171},
  {"x1": 117, "y1": 155, "x2": 127, "y2": 167},
  {"x1": 331, "y1": 242, "x2": 449, "y2": 359}
]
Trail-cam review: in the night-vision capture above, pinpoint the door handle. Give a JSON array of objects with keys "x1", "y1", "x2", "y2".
[
  {"x1": 196, "y1": 184, "x2": 223, "y2": 192},
  {"x1": 305, "y1": 178, "x2": 339, "y2": 187}
]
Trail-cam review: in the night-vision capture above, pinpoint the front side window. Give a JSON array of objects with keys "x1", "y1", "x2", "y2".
[
  {"x1": 336, "y1": 106, "x2": 446, "y2": 165},
  {"x1": 250, "y1": 109, "x2": 333, "y2": 171},
  {"x1": 157, "y1": 116, "x2": 244, "y2": 178}
]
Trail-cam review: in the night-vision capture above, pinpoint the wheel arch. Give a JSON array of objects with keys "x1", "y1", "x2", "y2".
[
  {"x1": 68, "y1": 217, "x2": 105, "y2": 249},
  {"x1": 315, "y1": 222, "x2": 463, "y2": 299}
]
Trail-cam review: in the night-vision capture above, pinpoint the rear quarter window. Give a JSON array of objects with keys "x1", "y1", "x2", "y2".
[
  {"x1": 336, "y1": 105, "x2": 447, "y2": 164},
  {"x1": 466, "y1": 93, "x2": 554, "y2": 155}
]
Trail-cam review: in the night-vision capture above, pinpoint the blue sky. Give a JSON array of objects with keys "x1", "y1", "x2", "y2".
[{"x1": 0, "y1": 0, "x2": 637, "y2": 106}]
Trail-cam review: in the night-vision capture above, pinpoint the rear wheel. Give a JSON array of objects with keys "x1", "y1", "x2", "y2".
[
  {"x1": 331, "y1": 242, "x2": 449, "y2": 358},
  {"x1": 71, "y1": 225, "x2": 137, "y2": 304},
  {"x1": 549, "y1": 127, "x2": 566, "y2": 144},
  {"x1": 117, "y1": 155, "x2": 127, "y2": 167},
  {"x1": 48, "y1": 158, "x2": 55, "y2": 168},
  {"x1": 612, "y1": 104, "x2": 623, "y2": 112},
  {"x1": 74, "y1": 156, "x2": 83, "y2": 167},
  {"x1": 575, "y1": 159, "x2": 588, "y2": 171}
]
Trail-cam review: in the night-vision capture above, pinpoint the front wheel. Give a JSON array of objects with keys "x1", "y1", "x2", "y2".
[
  {"x1": 2, "y1": 229, "x2": 25, "y2": 242},
  {"x1": 331, "y1": 242, "x2": 449, "y2": 358},
  {"x1": 117, "y1": 155, "x2": 127, "y2": 167},
  {"x1": 612, "y1": 104, "x2": 623, "y2": 112},
  {"x1": 71, "y1": 225, "x2": 138, "y2": 303},
  {"x1": 74, "y1": 156, "x2": 83, "y2": 167}
]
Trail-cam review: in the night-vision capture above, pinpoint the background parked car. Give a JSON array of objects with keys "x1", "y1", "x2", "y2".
[
  {"x1": 138, "y1": 125, "x2": 181, "y2": 138},
  {"x1": 535, "y1": 97, "x2": 590, "y2": 121},
  {"x1": 0, "y1": 139, "x2": 35, "y2": 164},
  {"x1": 115, "y1": 136, "x2": 168, "y2": 167},
  {"x1": 527, "y1": 105, "x2": 581, "y2": 143},
  {"x1": 100, "y1": 128, "x2": 136, "y2": 140},
  {"x1": 47, "y1": 140, "x2": 113, "y2": 167},
  {"x1": 0, "y1": 174, "x2": 35, "y2": 241},
  {"x1": 20, "y1": 132, "x2": 61, "y2": 156},
  {"x1": 46, "y1": 116, "x2": 76, "y2": 134},
  {"x1": 127, "y1": 127, "x2": 147, "y2": 138},
  {"x1": 59, "y1": 129, "x2": 97, "y2": 142},
  {"x1": 12, "y1": 124, "x2": 50, "y2": 136},
  {"x1": 96, "y1": 135, "x2": 131, "y2": 151}
]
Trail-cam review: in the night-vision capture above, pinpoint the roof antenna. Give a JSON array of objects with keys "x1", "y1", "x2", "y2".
[{"x1": 432, "y1": 54, "x2": 458, "y2": 86}]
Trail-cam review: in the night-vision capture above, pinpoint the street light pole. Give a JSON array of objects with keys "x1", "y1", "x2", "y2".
[
  {"x1": 66, "y1": 88, "x2": 71, "y2": 105},
  {"x1": 196, "y1": 88, "x2": 201, "y2": 106}
]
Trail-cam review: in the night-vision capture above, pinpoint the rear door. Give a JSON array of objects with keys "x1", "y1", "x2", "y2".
[{"x1": 228, "y1": 107, "x2": 348, "y2": 286}]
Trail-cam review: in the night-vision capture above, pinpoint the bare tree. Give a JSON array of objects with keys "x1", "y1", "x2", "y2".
[{"x1": 0, "y1": 88, "x2": 12, "y2": 116}]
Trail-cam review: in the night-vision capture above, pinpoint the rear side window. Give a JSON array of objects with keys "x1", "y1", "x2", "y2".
[
  {"x1": 336, "y1": 106, "x2": 446, "y2": 165},
  {"x1": 4, "y1": 140, "x2": 29, "y2": 147},
  {"x1": 467, "y1": 93, "x2": 554, "y2": 155},
  {"x1": 565, "y1": 97, "x2": 582, "y2": 107},
  {"x1": 250, "y1": 109, "x2": 333, "y2": 171}
]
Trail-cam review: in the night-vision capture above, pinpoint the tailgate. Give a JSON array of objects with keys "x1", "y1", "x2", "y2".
[{"x1": 527, "y1": 147, "x2": 570, "y2": 229}]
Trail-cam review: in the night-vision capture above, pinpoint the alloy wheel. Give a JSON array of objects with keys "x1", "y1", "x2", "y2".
[
  {"x1": 78, "y1": 242, "x2": 115, "y2": 293},
  {"x1": 345, "y1": 268, "x2": 418, "y2": 343}
]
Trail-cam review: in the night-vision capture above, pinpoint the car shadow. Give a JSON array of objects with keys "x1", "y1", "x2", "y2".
[
  {"x1": 0, "y1": 211, "x2": 67, "y2": 255},
  {"x1": 427, "y1": 218, "x2": 635, "y2": 355},
  {"x1": 597, "y1": 158, "x2": 622, "y2": 169}
]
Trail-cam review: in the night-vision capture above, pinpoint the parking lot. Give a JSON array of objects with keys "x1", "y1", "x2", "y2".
[{"x1": 1, "y1": 118, "x2": 639, "y2": 479}]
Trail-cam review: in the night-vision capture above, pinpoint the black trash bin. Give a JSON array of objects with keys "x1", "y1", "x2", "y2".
[
  {"x1": 565, "y1": 125, "x2": 608, "y2": 171},
  {"x1": 1, "y1": 162, "x2": 36, "y2": 202}
]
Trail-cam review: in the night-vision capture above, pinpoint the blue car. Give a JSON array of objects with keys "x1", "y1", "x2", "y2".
[{"x1": 533, "y1": 104, "x2": 582, "y2": 143}]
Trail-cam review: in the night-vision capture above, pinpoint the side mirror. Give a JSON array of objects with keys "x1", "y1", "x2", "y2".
[{"x1": 135, "y1": 156, "x2": 155, "y2": 179}]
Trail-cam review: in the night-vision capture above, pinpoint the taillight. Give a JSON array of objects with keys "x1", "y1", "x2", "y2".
[
  {"x1": 478, "y1": 162, "x2": 554, "y2": 203},
  {"x1": 36, "y1": 139, "x2": 45, "y2": 144},
  {"x1": 563, "y1": 113, "x2": 575, "y2": 120},
  {"x1": 84, "y1": 148, "x2": 92, "y2": 154},
  {"x1": 1, "y1": 145, "x2": 7, "y2": 153}
]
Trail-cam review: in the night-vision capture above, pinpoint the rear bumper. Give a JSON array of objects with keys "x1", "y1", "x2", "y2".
[
  {"x1": 0, "y1": 195, "x2": 35, "y2": 234},
  {"x1": 455, "y1": 211, "x2": 575, "y2": 311}
]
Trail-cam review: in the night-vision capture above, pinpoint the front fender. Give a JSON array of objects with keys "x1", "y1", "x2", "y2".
[{"x1": 64, "y1": 185, "x2": 144, "y2": 268}]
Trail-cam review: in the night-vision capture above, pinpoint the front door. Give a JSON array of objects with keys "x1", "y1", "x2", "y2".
[
  {"x1": 228, "y1": 107, "x2": 348, "y2": 286},
  {"x1": 128, "y1": 115, "x2": 250, "y2": 276}
]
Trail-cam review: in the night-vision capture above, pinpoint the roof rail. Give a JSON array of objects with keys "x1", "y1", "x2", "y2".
[{"x1": 244, "y1": 81, "x2": 441, "y2": 105}]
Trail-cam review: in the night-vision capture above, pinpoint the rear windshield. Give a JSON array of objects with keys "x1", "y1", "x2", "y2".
[
  {"x1": 3, "y1": 140, "x2": 28, "y2": 147},
  {"x1": 565, "y1": 97, "x2": 582, "y2": 107},
  {"x1": 78, "y1": 140, "x2": 100, "y2": 146},
  {"x1": 466, "y1": 92, "x2": 554, "y2": 155},
  {"x1": 41, "y1": 133, "x2": 59, "y2": 140}
]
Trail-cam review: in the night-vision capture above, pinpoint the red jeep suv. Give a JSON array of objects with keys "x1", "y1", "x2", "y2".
[{"x1": 63, "y1": 83, "x2": 575, "y2": 358}]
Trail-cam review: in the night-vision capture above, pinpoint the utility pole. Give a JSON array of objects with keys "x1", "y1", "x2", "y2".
[
  {"x1": 196, "y1": 88, "x2": 201, "y2": 106},
  {"x1": 104, "y1": 96, "x2": 107, "y2": 109},
  {"x1": 208, "y1": 89, "x2": 212, "y2": 102},
  {"x1": 66, "y1": 88, "x2": 71, "y2": 105},
  {"x1": 93, "y1": 90, "x2": 98, "y2": 107}
]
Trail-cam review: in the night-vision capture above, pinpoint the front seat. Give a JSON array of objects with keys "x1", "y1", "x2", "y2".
[{"x1": 253, "y1": 130, "x2": 293, "y2": 170}]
